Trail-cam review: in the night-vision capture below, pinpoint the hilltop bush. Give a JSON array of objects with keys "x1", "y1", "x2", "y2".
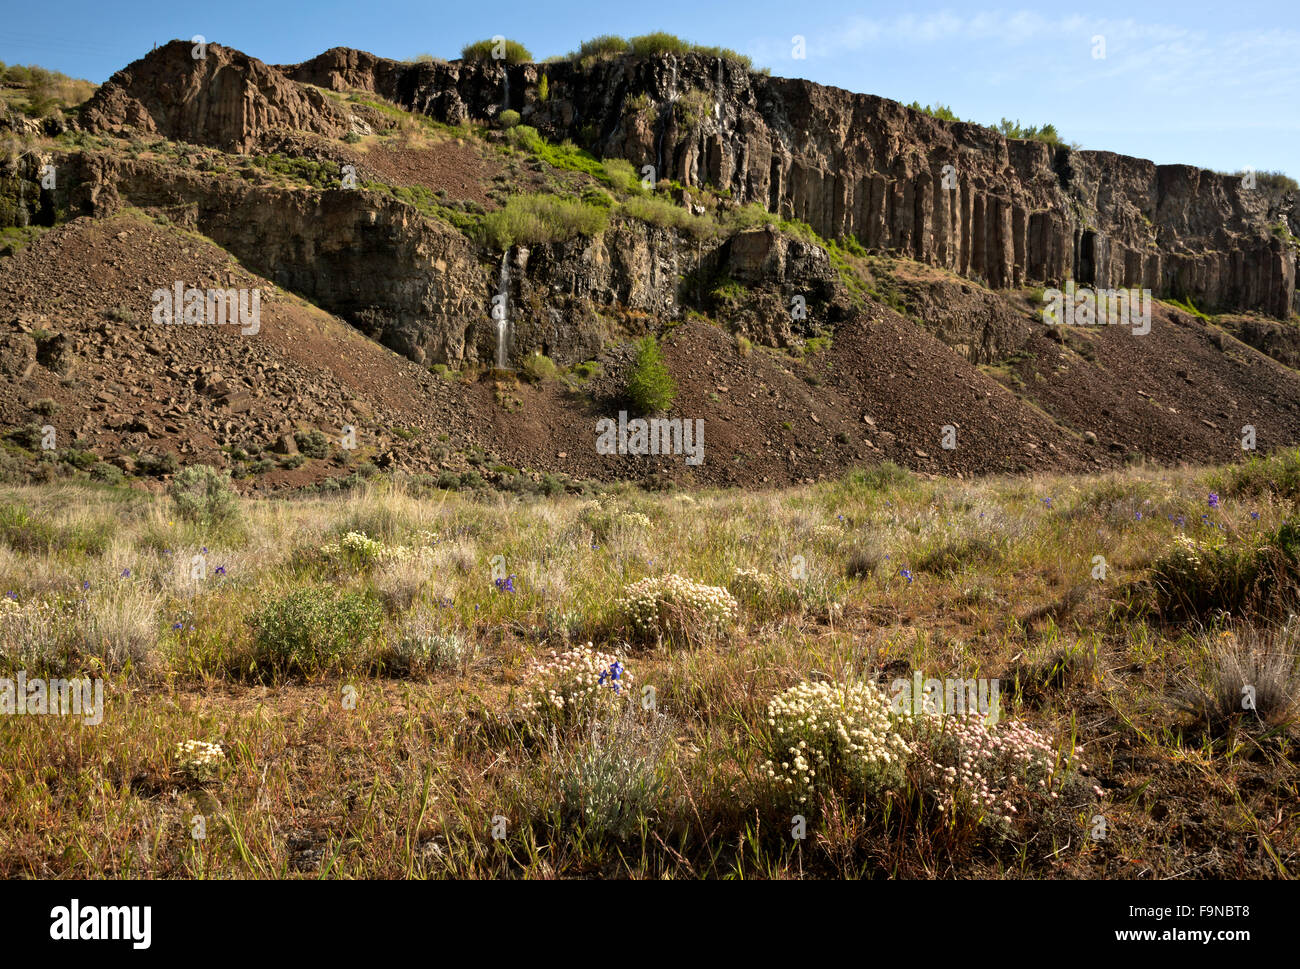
[
  {"x1": 906, "y1": 101, "x2": 963, "y2": 122},
  {"x1": 570, "y1": 35, "x2": 631, "y2": 62},
  {"x1": 460, "y1": 38, "x2": 533, "y2": 64},
  {"x1": 562, "y1": 33, "x2": 755, "y2": 69},
  {"x1": 1, "y1": 63, "x2": 96, "y2": 117},
  {"x1": 904, "y1": 100, "x2": 1070, "y2": 146}
]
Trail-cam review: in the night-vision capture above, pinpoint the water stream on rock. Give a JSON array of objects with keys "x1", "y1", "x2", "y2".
[{"x1": 495, "y1": 249, "x2": 510, "y2": 368}]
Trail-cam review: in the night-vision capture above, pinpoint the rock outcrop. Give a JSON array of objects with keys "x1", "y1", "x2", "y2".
[
  {"x1": 81, "y1": 41, "x2": 356, "y2": 152},
  {"x1": 283, "y1": 46, "x2": 1298, "y2": 319},
  {"x1": 73, "y1": 42, "x2": 1299, "y2": 319}
]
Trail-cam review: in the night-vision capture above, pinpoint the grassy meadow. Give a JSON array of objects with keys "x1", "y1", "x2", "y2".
[{"x1": 2, "y1": 454, "x2": 1299, "y2": 879}]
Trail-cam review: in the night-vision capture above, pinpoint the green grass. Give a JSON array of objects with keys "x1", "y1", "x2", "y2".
[
  {"x1": 562, "y1": 32, "x2": 758, "y2": 70},
  {"x1": 478, "y1": 193, "x2": 610, "y2": 249},
  {"x1": 1165, "y1": 295, "x2": 1212, "y2": 321},
  {"x1": 618, "y1": 195, "x2": 714, "y2": 238}
]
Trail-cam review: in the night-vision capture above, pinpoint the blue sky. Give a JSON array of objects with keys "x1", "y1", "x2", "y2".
[{"x1": 2, "y1": 0, "x2": 1295, "y2": 175}]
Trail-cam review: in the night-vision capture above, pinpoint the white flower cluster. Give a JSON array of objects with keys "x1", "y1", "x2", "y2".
[
  {"x1": 319, "y1": 531, "x2": 425, "y2": 567},
  {"x1": 1166, "y1": 534, "x2": 1205, "y2": 573},
  {"x1": 762, "y1": 679, "x2": 910, "y2": 805},
  {"x1": 729, "y1": 567, "x2": 775, "y2": 597},
  {"x1": 910, "y1": 714, "x2": 1087, "y2": 827},
  {"x1": 618, "y1": 512, "x2": 654, "y2": 531},
  {"x1": 618, "y1": 573, "x2": 738, "y2": 642},
  {"x1": 173, "y1": 739, "x2": 224, "y2": 779},
  {"x1": 520, "y1": 642, "x2": 633, "y2": 725}
]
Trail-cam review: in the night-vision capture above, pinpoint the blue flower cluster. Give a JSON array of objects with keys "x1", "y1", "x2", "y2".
[
  {"x1": 494, "y1": 574, "x2": 517, "y2": 593},
  {"x1": 597, "y1": 660, "x2": 625, "y2": 693}
]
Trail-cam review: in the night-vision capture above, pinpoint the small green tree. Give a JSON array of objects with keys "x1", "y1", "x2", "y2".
[
  {"x1": 626, "y1": 334, "x2": 676, "y2": 414},
  {"x1": 537, "y1": 73, "x2": 549, "y2": 101},
  {"x1": 498, "y1": 108, "x2": 521, "y2": 129}
]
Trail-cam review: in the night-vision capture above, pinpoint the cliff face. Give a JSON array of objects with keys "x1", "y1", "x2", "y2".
[
  {"x1": 10, "y1": 42, "x2": 1300, "y2": 489},
  {"x1": 77, "y1": 42, "x2": 1298, "y2": 318},
  {"x1": 285, "y1": 47, "x2": 1298, "y2": 318},
  {"x1": 52, "y1": 150, "x2": 727, "y2": 368}
]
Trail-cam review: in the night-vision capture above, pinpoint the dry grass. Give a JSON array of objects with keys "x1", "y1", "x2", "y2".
[{"x1": 1, "y1": 458, "x2": 1298, "y2": 878}]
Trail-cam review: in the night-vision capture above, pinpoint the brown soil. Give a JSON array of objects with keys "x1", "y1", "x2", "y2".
[{"x1": 4, "y1": 212, "x2": 1300, "y2": 495}]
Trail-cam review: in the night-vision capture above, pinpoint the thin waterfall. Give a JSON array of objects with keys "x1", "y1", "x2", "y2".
[{"x1": 495, "y1": 249, "x2": 510, "y2": 368}]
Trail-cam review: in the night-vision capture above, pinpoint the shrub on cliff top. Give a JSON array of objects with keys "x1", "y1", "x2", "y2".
[
  {"x1": 571, "y1": 35, "x2": 631, "y2": 61},
  {"x1": 564, "y1": 33, "x2": 755, "y2": 70},
  {"x1": 461, "y1": 38, "x2": 533, "y2": 64}
]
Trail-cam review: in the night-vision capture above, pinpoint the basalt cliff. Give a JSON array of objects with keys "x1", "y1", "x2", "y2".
[{"x1": 0, "y1": 39, "x2": 1297, "y2": 492}]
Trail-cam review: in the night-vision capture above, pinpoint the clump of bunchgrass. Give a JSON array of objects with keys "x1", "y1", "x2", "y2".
[
  {"x1": 74, "y1": 582, "x2": 163, "y2": 673},
  {"x1": 1148, "y1": 533, "x2": 1263, "y2": 621},
  {"x1": 389, "y1": 609, "x2": 475, "y2": 675},
  {"x1": 0, "y1": 595, "x2": 66, "y2": 673},
  {"x1": 727, "y1": 567, "x2": 802, "y2": 622},
  {"x1": 1178, "y1": 622, "x2": 1300, "y2": 735}
]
